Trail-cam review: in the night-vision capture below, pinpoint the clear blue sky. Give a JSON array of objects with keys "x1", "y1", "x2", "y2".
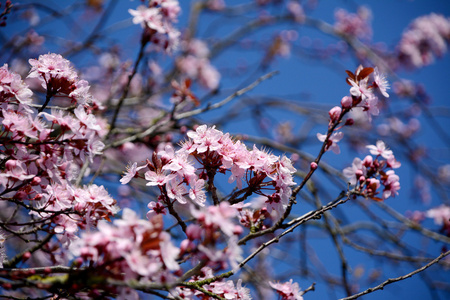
[{"x1": 4, "y1": 0, "x2": 450, "y2": 299}]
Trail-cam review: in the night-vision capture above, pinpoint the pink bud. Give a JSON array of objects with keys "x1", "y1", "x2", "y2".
[
  {"x1": 310, "y1": 162, "x2": 318, "y2": 170},
  {"x1": 345, "y1": 118, "x2": 354, "y2": 126},
  {"x1": 31, "y1": 177, "x2": 41, "y2": 185},
  {"x1": 186, "y1": 224, "x2": 202, "y2": 240},
  {"x1": 329, "y1": 106, "x2": 342, "y2": 122},
  {"x1": 341, "y1": 96, "x2": 353, "y2": 109},
  {"x1": 22, "y1": 252, "x2": 31, "y2": 261},
  {"x1": 363, "y1": 155, "x2": 373, "y2": 167},
  {"x1": 5, "y1": 160, "x2": 18, "y2": 170},
  {"x1": 73, "y1": 258, "x2": 83, "y2": 267}
]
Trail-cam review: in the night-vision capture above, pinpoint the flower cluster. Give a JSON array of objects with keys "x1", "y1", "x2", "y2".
[
  {"x1": 397, "y1": 13, "x2": 450, "y2": 69},
  {"x1": 174, "y1": 266, "x2": 252, "y2": 299},
  {"x1": 334, "y1": 7, "x2": 372, "y2": 40},
  {"x1": 70, "y1": 208, "x2": 180, "y2": 299},
  {"x1": 122, "y1": 124, "x2": 297, "y2": 216},
  {"x1": 176, "y1": 39, "x2": 221, "y2": 90},
  {"x1": 317, "y1": 66, "x2": 390, "y2": 154},
  {"x1": 343, "y1": 141, "x2": 401, "y2": 200},
  {"x1": 1, "y1": 55, "x2": 114, "y2": 245},
  {"x1": 346, "y1": 66, "x2": 390, "y2": 112},
  {"x1": 181, "y1": 202, "x2": 244, "y2": 271},
  {"x1": 0, "y1": 64, "x2": 33, "y2": 105},
  {"x1": 129, "y1": 0, "x2": 181, "y2": 53},
  {"x1": 425, "y1": 205, "x2": 450, "y2": 237},
  {"x1": 28, "y1": 53, "x2": 95, "y2": 105},
  {"x1": 31, "y1": 183, "x2": 118, "y2": 244}
]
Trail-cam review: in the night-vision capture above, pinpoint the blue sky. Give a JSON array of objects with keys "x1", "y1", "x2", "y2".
[{"x1": 3, "y1": 0, "x2": 450, "y2": 299}]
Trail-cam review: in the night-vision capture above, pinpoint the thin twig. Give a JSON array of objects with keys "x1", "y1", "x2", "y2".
[
  {"x1": 339, "y1": 250, "x2": 450, "y2": 300},
  {"x1": 174, "y1": 71, "x2": 279, "y2": 120}
]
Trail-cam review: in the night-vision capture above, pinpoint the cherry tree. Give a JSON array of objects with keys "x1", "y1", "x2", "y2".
[{"x1": 0, "y1": 0, "x2": 449, "y2": 299}]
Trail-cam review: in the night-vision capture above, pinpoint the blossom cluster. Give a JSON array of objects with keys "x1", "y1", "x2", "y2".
[
  {"x1": 317, "y1": 66, "x2": 390, "y2": 154},
  {"x1": 181, "y1": 202, "x2": 244, "y2": 271},
  {"x1": 0, "y1": 54, "x2": 115, "y2": 248},
  {"x1": 120, "y1": 125, "x2": 297, "y2": 273},
  {"x1": 334, "y1": 7, "x2": 372, "y2": 40},
  {"x1": 70, "y1": 208, "x2": 180, "y2": 300},
  {"x1": 174, "y1": 266, "x2": 252, "y2": 299},
  {"x1": 31, "y1": 183, "x2": 118, "y2": 244},
  {"x1": 397, "y1": 13, "x2": 450, "y2": 69},
  {"x1": 28, "y1": 53, "x2": 96, "y2": 105},
  {"x1": 343, "y1": 141, "x2": 401, "y2": 200},
  {"x1": 122, "y1": 124, "x2": 297, "y2": 216},
  {"x1": 425, "y1": 205, "x2": 450, "y2": 237},
  {"x1": 129, "y1": 0, "x2": 181, "y2": 53},
  {"x1": 176, "y1": 39, "x2": 221, "y2": 90}
]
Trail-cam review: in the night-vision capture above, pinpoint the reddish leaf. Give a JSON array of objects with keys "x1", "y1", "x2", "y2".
[
  {"x1": 184, "y1": 78, "x2": 192, "y2": 89},
  {"x1": 345, "y1": 70, "x2": 355, "y2": 81},
  {"x1": 357, "y1": 67, "x2": 374, "y2": 81}
]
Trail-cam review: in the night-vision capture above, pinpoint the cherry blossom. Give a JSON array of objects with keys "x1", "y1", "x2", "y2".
[
  {"x1": 373, "y1": 67, "x2": 390, "y2": 97},
  {"x1": 128, "y1": 1, "x2": 181, "y2": 53},
  {"x1": 397, "y1": 13, "x2": 450, "y2": 69},
  {"x1": 70, "y1": 208, "x2": 180, "y2": 285},
  {"x1": 269, "y1": 279, "x2": 304, "y2": 300},
  {"x1": 343, "y1": 145, "x2": 401, "y2": 200},
  {"x1": 317, "y1": 132, "x2": 344, "y2": 154},
  {"x1": 189, "y1": 178, "x2": 207, "y2": 206},
  {"x1": 0, "y1": 64, "x2": 33, "y2": 104},
  {"x1": 120, "y1": 162, "x2": 146, "y2": 184},
  {"x1": 366, "y1": 140, "x2": 393, "y2": 159}
]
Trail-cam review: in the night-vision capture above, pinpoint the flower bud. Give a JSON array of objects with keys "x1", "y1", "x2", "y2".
[
  {"x1": 341, "y1": 96, "x2": 353, "y2": 108},
  {"x1": 329, "y1": 106, "x2": 342, "y2": 123},
  {"x1": 345, "y1": 118, "x2": 354, "y2": 126}
]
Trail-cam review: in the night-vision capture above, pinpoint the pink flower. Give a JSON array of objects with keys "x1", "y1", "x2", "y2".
[
  {"x1": 287, "y1": 1, "x2": 305, "y2": 23},
  {"x1": 0, "y1": 64, "x2": 33, "y2": 105},
  {"x1": 269, "y1": 279, "x2": 303, "y2": 300},
  {"x1": 334, "y1": 7, "x2": 372, "y2": 40},
  {"x1": 120, "y1": 162, "x2": 146, "y2": 185},
  {"x1": 147, "y1": 201, "x2": 167, "y2": 216},
  {"x1": 317, "y1": 132, "x2": 344, "y2": 154},
  {"x1": 145, "y1": 170, "x2": 175, "y2": 186},
  {"x1": 0, "y1": 159, "x2": 35, "y2": 181},
  {"x1": 128, "y1": 2, "x2": 181, "y2": 53},
  {"x1": 159, "y1": 231, "x2": 180, "y2": 271},
  {"x1": 129, "y1": 6, "x2": 166, "y2": 33},
  {"x1": 366, "y1": 140, "x2": 393, "y2": 159},
  {"x1": 343, "y1": 157, "x2": 365, "y2": 185},
  {"x1": 373, "y1": 67, "x2": 390, "y2": 97},
  {"x1": 349, "y1": 78, "x2": 373, "y2": 101},
  {"x1": 397, "y1": 13, "x2": 450, "y2": 69},
  {"x1": 386, "y1": 155, "x2": 401, "y2": 169},
  {"x1": 28, "y1": 53, "x2": 78, "y2": 91},
  {"x1": 166, "y1": 179, "x2": 187, "y2": 204},
  {"x1": 382, "y1": 170, "x2": 400, "y2": 199},
  {"x1": 74, "y1": 105, "x2": 101, "y2": 132},
  {"x1": 426, "y1": 205, "x2": 450, "y2": 226},
  {"x1": 189, "y1": 178, "x2": 206, "y2": 206}
]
